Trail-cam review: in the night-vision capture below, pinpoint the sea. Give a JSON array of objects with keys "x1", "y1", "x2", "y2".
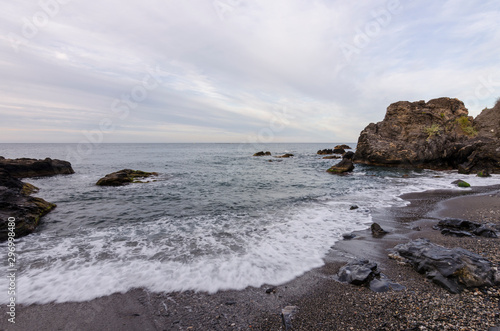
[{"x1": 1, "y1": 143, "x2": 500, "y2": 304}]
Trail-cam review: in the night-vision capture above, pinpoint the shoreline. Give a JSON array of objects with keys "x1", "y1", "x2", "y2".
[{"x1": 2, "y1": 185, "x2": 500, "y2": 330}]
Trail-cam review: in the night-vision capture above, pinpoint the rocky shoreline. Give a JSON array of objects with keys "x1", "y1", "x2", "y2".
[{"x1": 3, "y1": 185, "x2": 499, "y2": 330}]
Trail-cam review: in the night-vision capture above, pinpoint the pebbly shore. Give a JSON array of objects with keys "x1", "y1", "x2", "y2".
[{"x1": 2, "y1": 185, "x2": 499, "y2": 331}]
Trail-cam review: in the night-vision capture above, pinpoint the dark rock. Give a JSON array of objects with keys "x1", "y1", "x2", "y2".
[
  {"x1": 0, "y1": 157, "x2": 75, "y2": 178},
  {"x1": 322, "y1": 155, "x2": 341, "y2": 159},
  {"x1": 327, "y1": 152, "x2": 354, "y2": 174},
  {"x1": 342, "y1": 233, "x2": 356, "y2": 240},
  {"x1": 96, "y1": 169, "x2": 158, "y2": 186},
  {"x1": 265, "y1": 287, "x2": 277, "y2": 294},
  {"x1": 224, "y1": 301, "x2": 237, "y2": 306},
  {"x1": 392, "y1": 238, "x2": 498, "y2": 293},
  {"x1": 333, "y1": 148, "x2": 345, "y2": 154},
  {"x1": 275, "y1": 153, "x2": 294, "y2": 158},
  {"x1": 434, "y1": 218, "x2": 497, "y2": 238},
  {"x1": 281, "y1": 306, "x2": 298, "y2": 331},
  {"x1": 337, "y1": 260, "x2": 404, "y2": 292},
  {"x1": 337, "y1": 260, "x2": 379, "y2": 285},
  {"x1": 317, "y1": 149, "x2": 334, "y2": 155},
  {"x1": 353, "y1": 97, "x2": 500, "y2": 173},
  {"x1": 371, "y1": 223, "x2": 388, "y2": 237},
  {"x1": 350, "y1": 205, "x2": 359, "y2": 210},
  {"x1": 253, "y1": 151, "x2": 271, "y2": 156},
  {"x1": 0, "y1": 169, "x2": 56, "y2": 241},
  {"x1": 335, "y1": 144, "x2": 352, "y2": 150}
]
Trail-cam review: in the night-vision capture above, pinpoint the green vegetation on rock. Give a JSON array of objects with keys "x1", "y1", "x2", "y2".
[
  {"x1": 457, "y1": 116, "x2": 477, "y2": 137},
  {"x1": 457, "y1": 181, "x2": 470, "y2": 188},
  {"x1": 424, "y1": 123, "x2": 441, "y2": 140}
]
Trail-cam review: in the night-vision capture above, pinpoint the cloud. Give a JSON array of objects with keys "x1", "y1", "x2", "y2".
[{"x1": 0, "y1": 0, "x2": 499, "y2": 143}]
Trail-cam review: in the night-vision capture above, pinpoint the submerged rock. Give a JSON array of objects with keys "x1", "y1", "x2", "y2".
[
  {"x1": 96, "y1": 169, "x2": 158, "y2": 186},
  {"x1": 322, "y1": 155, "x2": 341, "y2": 159},
  {"x1": 275, "y1": 153, "x2": 294, "y2": 158},
  {"x1": 0, "y1": 157, "x2": 74, "y2": 178},
  {"x1": 392, "y1": 238, "x2": 499, "y2": 293},
  {"x1": 0, "y1": 169, "x2": 56, "y2": 241},
  {"x1": 327, "y1": 151, "x2": 354, "y2": 174}
]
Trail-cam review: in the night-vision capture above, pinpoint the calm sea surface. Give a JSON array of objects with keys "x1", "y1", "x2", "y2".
[{"x1": 1, "y1": 143, "x2": 499, "y2": 304}]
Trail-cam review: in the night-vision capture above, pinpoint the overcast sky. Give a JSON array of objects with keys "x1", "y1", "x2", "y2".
[{"x1": 0, "y1": 0, "x2": 499, "y2": 143}]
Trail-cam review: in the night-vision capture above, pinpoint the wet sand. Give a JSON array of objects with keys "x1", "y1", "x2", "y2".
[{"x1": 2, "y1": 185, "x2": 499, "y2": 330}]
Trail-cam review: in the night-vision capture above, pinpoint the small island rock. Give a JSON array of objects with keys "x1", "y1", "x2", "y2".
[{"x1": 96, "y1": 169, "x2": 158, "y2": 186}]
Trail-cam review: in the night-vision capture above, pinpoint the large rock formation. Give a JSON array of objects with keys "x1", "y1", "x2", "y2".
[
  {"x1": 0, "y1": 169, "x2": 56, "y2": 241},
  {"x1": 0, "y1": 157, "x2": 75, "y2": 178},
  {"x1": 354, "y1": 97, "x2": 500, "y2": 173}
]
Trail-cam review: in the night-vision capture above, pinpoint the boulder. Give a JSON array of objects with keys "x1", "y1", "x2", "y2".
[
  {"x1": 0, "y1": 157, "x2": 75, "y2": 178},
  {"x1": 327, "y1": 151, "x2": 354, "y2": 174},
  {"x1": 392, "y1": 239, "x2": 498, "y2": 293},
  {"x1": 337, "y1": 260, "x2": 404, "y2": 292},
  {"x1": 433, "y1": 218, "x2": 497, "y2": 238},
  {"x1": 451, "y1": 179, "x2": 470, "y2": 188},
  {"x1": 371, "y1": 223, "x2": 388, "y2": 237},
  {"x1": 0, "y1": 169, "x2": 56, "y2": 241},
  {"x1": 317, "y1": 149, "x2": 334, "y2": 155},
  {"x1": 333, "y1": 148, "x2": 345, "y2": 154},
  {"x1": 253, "y1": 151, "x2": 271, "y2": 156},
  {"x1": 335, "y1": 144, "x2": 352, "y2": 150},
  {"x1": 354, "y1": 97, "x2": 500, "y2": 173},
  {"x1": 322, "y1": 155, "x2": 341, "y2": 159},
  {"x1": 96, "y1": 169, "x2": 158, "y2": 186}
]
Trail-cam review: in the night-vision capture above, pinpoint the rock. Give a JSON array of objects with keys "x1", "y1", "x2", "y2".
[
  {"x1": 350, "y1": 205, "x2": 359, "y2": 210},
  {"x1": 434, "y1": 219, "x2": 497, "y2": 238},
  {"x1": 265, "y1": 287, "x2": 277, "y2": 294},
  {"x1": 275, "y1": 153, "x2": 294, "y2": 158},
  {"x1": 322, "y1": 155, "x2": 341, "y2": 159},
  {"x1": 353, "y1": 97, "x2": 500, "y2": 173},
  {"x1": 338, "y1": 260, "x2": 378, "y2": 285},
  {"x1": 334, "y1": 144, "x2": 352, "y2": 150},
  {"x1": 327, "y1": 152, "x2": 354, "y2": 174},
  {"x1": 0, "y1": 157, "x2": 75, "y2": 178},
  {"x1": 0, "y1": 169, "x2": 56, "y2": 241},
  {"x1": 333, "y1": 148, "x2": 345, "y2": 154},
  {"x1": 96, "y1": 169, "x2": 158, "y2": 186},
  {"x1": 337, "y1": 260, "x2": 404, "y2": 292},
  {"x1": 253, "y1": 151, "x2": 271, "y2": 156},
  {"x1": 317, "y1": 149, "x2": 334, "y2": 155},
  {"x1": 371, "y1": 223, "x2": 388, "y2": 237},
  {"x1": 342, "y1": 233, "x2": 356, "y2": 240},
  {"x1": 451, "y1": 179, "x2": 470, "y2": 188},
  {"x1": 392, "y1": 239, "x2": 498, "y2": 293},
  {"x1": 281, "y1": 306, "x2": 298, "y2": 331},
  {"x1": 477, "y1": 170, "x2": 491, "y2": 177}
]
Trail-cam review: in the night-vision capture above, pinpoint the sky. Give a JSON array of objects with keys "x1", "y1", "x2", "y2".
[{"x1": 0, "y1": 0, "x2": 499, "y2": 143}]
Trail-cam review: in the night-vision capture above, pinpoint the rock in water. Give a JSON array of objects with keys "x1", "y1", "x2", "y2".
[
  {"x1": 353, "y1": 97, "x2": 500, "y2": 173},
  {"x1": 327, "y1": 151, "x2": 354, "y2": 174},
  {"x1": 371, "y1": 223, "x2": 388, "y2": 237},
  {"x1": 0, "y1": 169, "x2": 56, "y2": 241},
  {"x1": 253, "y1": 151, "x2": 271, "y2": 156},
  {"x1": 392, "y1": 239, "x2": 498, "y2": 293},
  {"x1": 0, "y1": 157, "x2": 75, "y2": 178},
  {"x1": 96, "y1": 169, "x2": 158, "y2": 186}
]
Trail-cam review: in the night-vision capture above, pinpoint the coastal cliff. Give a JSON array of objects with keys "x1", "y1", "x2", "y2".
[{"x1": 354, "y1": 97, "x2": 500, "y2": 173}]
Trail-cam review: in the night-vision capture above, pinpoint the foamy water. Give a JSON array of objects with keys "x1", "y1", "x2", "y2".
[{"x1": 0, "y1": 143, "x2": 499, "y2": 304}]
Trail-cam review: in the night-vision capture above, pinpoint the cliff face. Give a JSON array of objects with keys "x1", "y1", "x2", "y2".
[{"x1": 354, "y1": 97, "x2": 500, "y2": 173}]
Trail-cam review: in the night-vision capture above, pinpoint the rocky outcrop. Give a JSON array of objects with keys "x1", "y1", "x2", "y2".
[
  {"x1": 0, "y1": 169, "x2": 56, "y2": 241},
  {"x1": 337, "y1": 260, "x2": 404, "y2": 292},
  {"x1": 317, "y1": 149, "x2": 334, "y2": 155},
  {"x1": 335, "y1": 144, "x2": 352, "y2": 150},
  {"x1": 96, "y1": 169, "x2": 158, "y2": 186},
  {"x1": 327, "y1": 151, "x2": 354, "y2": 174},
  {"x1": 354, "y1": 97, "x2": 500, "y2": 173},
  {"x1": 391, "y1": 239, "x2": 499, "y2": 293},
  {"x1": 433, "y1": 219, "x2": 497, "y2": 238},
  {"x1": 253, "y1": 151, "x2": 271, "y2": 156},
  {"x1": 0, "y1": 157, "x2": 75, "y2": 178}
]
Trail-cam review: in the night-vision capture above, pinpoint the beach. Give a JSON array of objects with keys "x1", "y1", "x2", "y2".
[{"x1": 2, "y1": 184, "x2": 499, "y2": 331}]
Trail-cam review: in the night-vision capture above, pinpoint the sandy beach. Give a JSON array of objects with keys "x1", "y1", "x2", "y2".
[{"x1": 2, "y1": 184, "x2": 499, "y2": 331}]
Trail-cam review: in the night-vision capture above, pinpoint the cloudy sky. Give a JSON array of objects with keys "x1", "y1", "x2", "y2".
[{"x1": 0, "y1": 0, "x2": 499, "y2": 143}]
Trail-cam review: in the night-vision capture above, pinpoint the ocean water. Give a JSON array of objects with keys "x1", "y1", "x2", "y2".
[{"x1": 1, "y1": 143, "x2": 500, "y2": 304}]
